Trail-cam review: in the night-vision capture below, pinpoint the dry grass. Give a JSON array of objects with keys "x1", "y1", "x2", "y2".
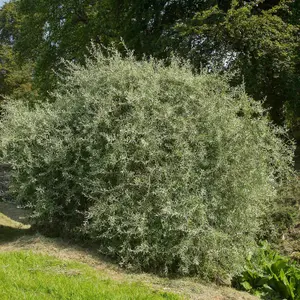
[{"x1": 0, "y1": 202, "x2": 258, "y2": 300}]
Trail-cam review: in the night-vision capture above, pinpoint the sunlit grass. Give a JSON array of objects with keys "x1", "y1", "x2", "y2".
[
  {"x1": 0, "y1": 251, "x2": 180, "y2": 299},
  {"x1": 0, "y1": 212, "x2": 29, "y2": 229}
]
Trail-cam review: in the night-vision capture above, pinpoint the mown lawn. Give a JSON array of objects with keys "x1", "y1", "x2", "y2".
[{"x1": 0, "y1": 251, "x2": 180, "y2": 300}]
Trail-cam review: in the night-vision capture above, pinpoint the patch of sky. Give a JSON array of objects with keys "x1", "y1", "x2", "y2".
[{"x1": 0, "y1": 0, "x2": 7, "y2": 8}]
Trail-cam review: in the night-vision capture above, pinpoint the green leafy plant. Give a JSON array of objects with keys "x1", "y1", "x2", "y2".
[
  {"x1": 0, "y1": 46, "x2": 294, "y2": 278},
  {"x1": 233, "y1": 242, "x2": 300, "y2": 299}
]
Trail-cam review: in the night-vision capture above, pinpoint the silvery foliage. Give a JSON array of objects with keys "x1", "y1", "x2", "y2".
[{"x1": 0, "y1": 46, "x2": 294, "y2": 278}]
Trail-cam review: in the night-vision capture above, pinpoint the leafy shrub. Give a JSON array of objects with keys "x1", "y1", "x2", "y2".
[
  {"x1": 233, "y1": 242, "x2": 300, "y2": 299},
  {"x1": 0, "y1": 47, "x2": 294, "y2": 278},
  {"x1": 258, "y1": 175, "x2": 300, "y2": 243}
]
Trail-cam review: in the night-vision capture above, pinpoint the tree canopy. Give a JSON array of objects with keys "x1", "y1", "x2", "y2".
[
  {"x1": 0, "y1": 1, "x2": 34, "y2": 101},
  {"x1": 0, "y1": 0, "x2": 299, "y2": 126},
  {"x1": 178, "y1": 0, "x2": 300, "y2": 124}
]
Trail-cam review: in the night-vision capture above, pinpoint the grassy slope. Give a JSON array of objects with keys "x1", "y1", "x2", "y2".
[
  {"x1": 0, "y1": 203, "x2": 258, "y2": 300},
  {"x1": 0, "y1": 251, "x2": 178, "y2": 300},
  {"x1": 0, "y1": 212, "x2": 30, "y2": 229}
]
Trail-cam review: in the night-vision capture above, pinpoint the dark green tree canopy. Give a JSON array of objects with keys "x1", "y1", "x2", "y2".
[
  {"x1": 0, "y1": 1, "x2": 20, "y2": 45},
  {"x1": 177, "y1": 0, "x2": 300, "y2": 125},
  {"x1": 0, "y1": 1, "x2": 34, "y2": 101},
  {"x1": 3, "y1": 0, "x2": 299, "y2": 126}
]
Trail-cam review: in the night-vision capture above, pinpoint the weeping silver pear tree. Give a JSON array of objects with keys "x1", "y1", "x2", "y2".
[{"x1": 0, "y1": 46, "x2": 294, "y2": 278}]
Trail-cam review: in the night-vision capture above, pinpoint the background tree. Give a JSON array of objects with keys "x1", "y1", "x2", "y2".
[
  {"x1": 7, "y1": 0, "x2": 300, "y2": 128},
  {"x1": 177, "y1": 0, "x2": 300, "y2": 126},
  {"x1": 0, "y1": 1, "x2": 34, "y2": 102},
  {"x1": 16, "y1": 0, "x2": 118, "y2": 94},
  {"x1": 15, "y1": 0, "x2": 218, "y2": 93},
  {"x1": 0, "y1": 45, "x2": 34, "y2": 100}
]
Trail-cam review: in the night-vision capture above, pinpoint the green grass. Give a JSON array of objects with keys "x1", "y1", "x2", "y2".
[
  {"x1": 0, "y1": 212, "x2": 30, "y2": 229},
  {"x1": 0, "y1": 251, "x2": 180, "y2": 300}
]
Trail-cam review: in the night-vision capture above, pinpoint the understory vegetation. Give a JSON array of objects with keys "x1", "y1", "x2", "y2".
[
  {"x1": 0, "y1": 48, "x2": 295, "y2": 280},
  {"x1": 233, "y1": 243, "x2": 300, "y2": 300},
  {"x1": 234, "y1": 177, "x2": 300, "y2": 299}
]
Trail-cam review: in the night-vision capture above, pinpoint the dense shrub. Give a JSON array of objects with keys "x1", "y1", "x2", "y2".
[
  {"x1": 258, "y1": 175, "x2": 300, "y2": 243},
  {"x1": 0, "y1": 47, "x2": 294, "y2": 278}
]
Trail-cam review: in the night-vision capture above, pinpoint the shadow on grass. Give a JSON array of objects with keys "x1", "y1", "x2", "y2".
[
  {"x1": 0, "y1": 201, "x2": 33, "y2": 243},
  {"x1": 0, "y1": 224, "x2": 34, "y2": 243},
  {"x1": 0, "y1": 202, "x2": 30, "y2": 224}
]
